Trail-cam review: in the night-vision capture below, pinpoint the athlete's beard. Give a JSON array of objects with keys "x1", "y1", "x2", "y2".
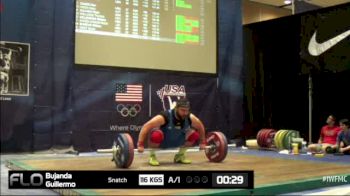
[{"x1": 175, "y1": 110, "x2": 186, "y2": 120}]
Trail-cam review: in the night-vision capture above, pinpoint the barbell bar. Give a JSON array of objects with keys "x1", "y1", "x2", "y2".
[
  {"x1": 97, "y1": 131, "x2": 233, "y2": 168},
  {"x1": 97, "y1": 144, "x2": 236, "y2": 154}
]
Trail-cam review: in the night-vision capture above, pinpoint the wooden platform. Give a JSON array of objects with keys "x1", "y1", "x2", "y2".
[{"x1": 6, "y1": 151, "x2": 350, "y2": 195}]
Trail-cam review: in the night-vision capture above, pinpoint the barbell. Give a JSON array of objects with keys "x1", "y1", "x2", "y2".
[{"x1": 97, "y1": 131, "x2": 235, "y2": 168}]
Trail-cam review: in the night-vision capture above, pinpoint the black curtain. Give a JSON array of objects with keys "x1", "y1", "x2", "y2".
[
  {"x1": 217, "y1": 0, "x2": 244, "y2": 138},
  {"x1": 244, "y1": 17, "x2": 307, "y2": 138},
  {"x1": 243, "y1": 3, "x2": 350, "y2": 141}
]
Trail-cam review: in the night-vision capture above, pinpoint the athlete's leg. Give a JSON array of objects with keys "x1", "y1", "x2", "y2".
[
  {"x1": 148, "y1": 130, "x2": 164, "y2": 166},
  {"x1": 174, "y1": 130, "x2": 199, "y2": 164}
]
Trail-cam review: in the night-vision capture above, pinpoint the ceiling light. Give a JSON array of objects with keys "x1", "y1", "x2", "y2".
[{"x1": 284, "y1": 0, "x2": 292, "y2": 4}]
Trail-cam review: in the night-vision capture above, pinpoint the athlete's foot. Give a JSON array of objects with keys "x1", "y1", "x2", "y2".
[
  {"x1": 149, "y1": 153, "x2": 160, "y2": 166},
  {"x1": 174, "y1": 153, "x2": 192, "y2": 164}
]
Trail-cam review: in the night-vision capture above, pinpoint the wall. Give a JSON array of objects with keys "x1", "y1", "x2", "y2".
[
  {"x1": 0, "y1": 0, "x2": 244, "y2": 152},
  {"x1": 242, "y1": 0, "x2": 291, "y2": 24}
]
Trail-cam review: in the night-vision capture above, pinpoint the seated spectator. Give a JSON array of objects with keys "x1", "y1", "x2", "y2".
[
  {"x1": 337, "y1": 119, "x2": 350, "y2": 155},
  {"x1": 308, "y1": 115, "x2": 341, "y2": 153}
]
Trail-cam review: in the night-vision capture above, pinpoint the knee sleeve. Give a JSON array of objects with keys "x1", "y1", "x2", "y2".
[
  {"x1": 150, "y1": 130, "x2": 164, "y2": 144},
  {"x1": 187, "y1": 131, "x2": 199, "y2": 143}
]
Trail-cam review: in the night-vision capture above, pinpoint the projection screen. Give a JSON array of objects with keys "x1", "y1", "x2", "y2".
[{"x1": 75, "y1": 0, "x2": 217, "y2": 74}]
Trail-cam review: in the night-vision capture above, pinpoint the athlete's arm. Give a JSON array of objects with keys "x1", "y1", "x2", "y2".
[
  {"x1": 190, "y1": 114, "x2": 206, "y2": 143},
  {"x1": 138, "y1": 115, "x2": 166, "y2": 145}
]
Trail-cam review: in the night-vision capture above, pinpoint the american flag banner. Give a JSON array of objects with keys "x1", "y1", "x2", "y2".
[{"x1": 115, "y1": 84, "x2": 143, "y2": 102}]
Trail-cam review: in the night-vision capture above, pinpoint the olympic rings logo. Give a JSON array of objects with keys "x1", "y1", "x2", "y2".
[{"x1": 117, "y1": 104, "x2": 141, "y2": 117}]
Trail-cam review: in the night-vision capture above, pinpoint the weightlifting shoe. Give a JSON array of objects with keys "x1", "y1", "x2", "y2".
[
  {"x1": 149, "y1": 153, "x2": 160, "y2": 166},
  {"x1": 174, "y1": 153, "x2": 192, "y2": 164}
]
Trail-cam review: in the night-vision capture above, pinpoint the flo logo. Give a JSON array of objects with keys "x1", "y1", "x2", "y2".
[
  {"x1": 157, "y1": 85, "x2": 186, "y2": 111},
  {"x1": 9, "y1": 173, "x2": 43, "y2": 188}
]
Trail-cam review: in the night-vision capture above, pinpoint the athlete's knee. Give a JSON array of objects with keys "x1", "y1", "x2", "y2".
[
  {"x1": 150, "y1": 130, "x2": 164, "y2": 144},
  {"x1": 186, "y1": 130, "x2": 199, "y2": 143}
]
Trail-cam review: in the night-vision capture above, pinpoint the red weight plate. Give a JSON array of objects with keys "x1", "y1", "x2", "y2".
[
  {"x1": 205, "y1": 131, "x2": 228, "y2": 162},
  {"x1": 124, "y1": 133, "x2": 134, "y2": 168},
  {"x1": 265, "y1": 129, "x2": 276, "y2": 148},
  {"x1": 257, "y1": 129, "x2": 264, "y2": 147},
  {"x1": 261, "y1": 129, "x2": 270, "y2": 148},
  {"x1": 267, "y1": 130, "x2": 276, "y2": 148},
  {"x1": 114, "y1": 133, "x2": 134, "y2": 168}
]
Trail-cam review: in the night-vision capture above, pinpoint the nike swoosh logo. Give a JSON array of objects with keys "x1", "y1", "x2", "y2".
[{"x1": 308, "y1": 29, "x2": 350, "y2": 56}]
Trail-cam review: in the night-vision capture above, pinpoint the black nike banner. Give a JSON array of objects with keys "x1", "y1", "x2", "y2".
[
  {"x1": 300, "y1": 3, "x2": 350, "y2": 73},
  {"x1": 243, "y1": 3, "x2": 350, "y2": 141}
]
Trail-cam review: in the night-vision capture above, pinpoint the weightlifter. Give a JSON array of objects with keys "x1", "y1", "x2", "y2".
[{"x1": 137, "y1": 98, "x2": 206, "y2": 166}]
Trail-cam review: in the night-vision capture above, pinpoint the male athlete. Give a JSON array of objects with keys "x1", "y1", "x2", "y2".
[
  {"x1": 308, "y1": 115, "x2": 341, "y2": 153},
  {"x1": 137, "y1": 98, "x2": 206, "y2": 166},
  {"x1": 337, "y1": 119, "x2": 350, "y2": 155}
]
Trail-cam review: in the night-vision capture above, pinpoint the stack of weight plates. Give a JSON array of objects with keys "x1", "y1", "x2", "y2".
[
  {"x1": 256, "y1": 129, "x2": 277, "y2": 148},
  {"x1": 274, "y1": 129, "x2": 300, "y2": 150}
]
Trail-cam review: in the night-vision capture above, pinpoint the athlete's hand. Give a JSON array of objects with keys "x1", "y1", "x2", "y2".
[
  {"x1": 137, "y1": 141, "x2": 144, "y2": 153},
  {"x1": 199, "y1": 141, "x2": 206, "y2": 150}
]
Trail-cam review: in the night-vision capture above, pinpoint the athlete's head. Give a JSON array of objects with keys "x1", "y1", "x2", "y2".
[{"x1": 175, "y1": 98, "x2": 190, "y2": 120}]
